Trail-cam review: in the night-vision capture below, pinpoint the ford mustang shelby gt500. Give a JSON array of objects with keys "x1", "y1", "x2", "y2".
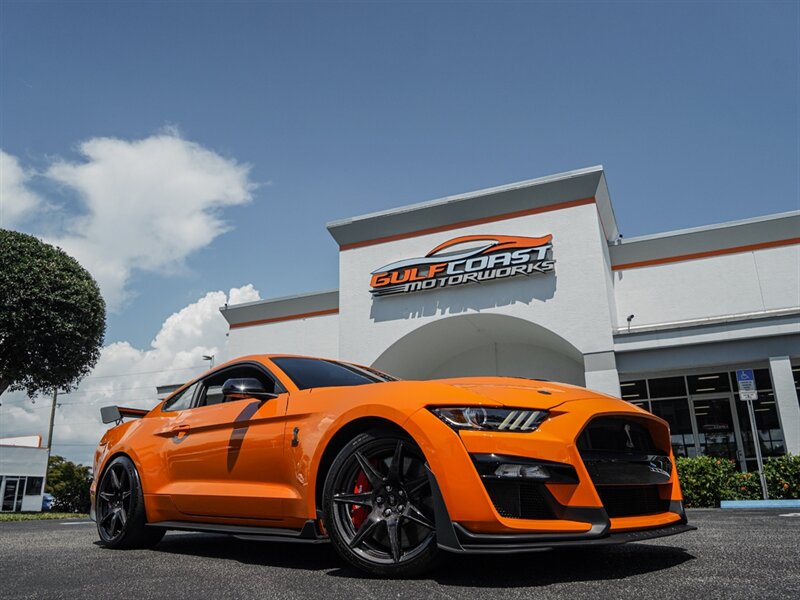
[{"x1": 92, "y1": 355, "x2": 694, "y2": 576}]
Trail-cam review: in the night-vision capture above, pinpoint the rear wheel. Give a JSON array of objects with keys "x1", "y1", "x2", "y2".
[
  {"x1": 323, "y1": 431, "x2": 439, "y2": 577},
  {"x1": 96, "y1": 456, "x2": 165, "y2": 549}
]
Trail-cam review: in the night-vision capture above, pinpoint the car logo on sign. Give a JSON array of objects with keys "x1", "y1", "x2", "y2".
[{"x1": 369, "y1": 234, "x2": 555, "y2": 297}]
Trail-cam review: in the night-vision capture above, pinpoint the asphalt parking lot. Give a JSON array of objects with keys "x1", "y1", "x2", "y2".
[{"x1": 1, "y1": 509, "x2": 798, "y2": 600}]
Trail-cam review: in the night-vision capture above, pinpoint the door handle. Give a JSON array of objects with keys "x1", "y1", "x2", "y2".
[
  {"x1": 170, "y1": 424, "x2": 191, "y2": 437},
  {"x1": 155, "y1": 423, "x2": 191, "y2": 437}
]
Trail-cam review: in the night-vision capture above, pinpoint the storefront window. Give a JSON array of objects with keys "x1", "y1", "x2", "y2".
[
  {"x1": 650, "y1": 398, "x2": 695, "y2": 458},
  {"x1": 687, "y1": 372, "x2": 731, "y2": 394},
  {"x1": 620, "y1": 368, "x2": 788, "y2": 470},
  {"x1": 793, "y1": 366, "x2": 800, "y2": 408},
  {"x1": 620, "y1": 379, "x2": 647, "y2": 401},
  {"x1": 691, "y1": 396, "x2": 739, "y2": 462},
  {"x1": 24, "y1": 477, "x2": 43, "y2": 496},
  {"x1": 648, "y1": 376, "x2": 687, "y2": 399},
  {"x1": 736, "y1": 391, "x2": 785, "y2": 462}
]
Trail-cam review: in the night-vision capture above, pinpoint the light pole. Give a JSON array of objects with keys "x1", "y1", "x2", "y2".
[{"x1": 202, "y1": 354, "x2": 215, "y2": 369}]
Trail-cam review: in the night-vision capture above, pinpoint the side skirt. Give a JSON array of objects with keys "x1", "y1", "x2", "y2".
[{"x1": 149, "y1": 519, "x2": 329, "y2": 544}]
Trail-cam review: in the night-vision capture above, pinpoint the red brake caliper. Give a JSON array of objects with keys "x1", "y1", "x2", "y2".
[{"x1": 350, "y1": 469, "x2": 372, "y2": 528}]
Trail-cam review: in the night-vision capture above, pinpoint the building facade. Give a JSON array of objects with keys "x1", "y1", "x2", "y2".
[
  {"x1": 220, "y1": 166, "x2": 800, "y2": 470},
  {"x1": 0, "y1": 436, "x2": 48, "y2": 512}
]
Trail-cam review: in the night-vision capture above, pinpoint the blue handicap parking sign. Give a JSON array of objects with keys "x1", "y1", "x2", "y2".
[{"x1": 736, "y1": 369, "x2": 758, "y2": 400}]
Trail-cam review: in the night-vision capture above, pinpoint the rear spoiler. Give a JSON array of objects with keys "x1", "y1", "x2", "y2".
[{"x1": 101, "y1": 406, "x2": 150, "y2": 425}]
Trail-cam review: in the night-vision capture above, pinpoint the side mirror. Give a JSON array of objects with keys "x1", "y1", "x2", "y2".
[{"x1": 221, "y1": 378, "x2": 278, "y2": 402}]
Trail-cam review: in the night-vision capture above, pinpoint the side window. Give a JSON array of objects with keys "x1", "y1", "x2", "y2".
[{"x1": 163, "y1": 381, "x2": 199, "y2": 412}]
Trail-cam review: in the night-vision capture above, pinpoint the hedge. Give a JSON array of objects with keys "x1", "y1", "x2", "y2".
[{"x1": 675, "y1": 454, "x2": 800, "y2": 507}]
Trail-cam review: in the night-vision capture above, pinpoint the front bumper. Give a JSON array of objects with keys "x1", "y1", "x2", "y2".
[
  {"x1": 425, "y1": 464, "x2": 695, "y2": 553},
  {"x1": 408, "y1": 401, "x2": 694, "y2": 549}
]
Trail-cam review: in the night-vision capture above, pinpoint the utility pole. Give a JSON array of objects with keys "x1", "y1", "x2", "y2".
[
  {"x1": 42, "y1": 388, "x2": 58, "y2": 500},
  {"x1": 46, "y1": 388, "x2": 58, "y2": 452}
]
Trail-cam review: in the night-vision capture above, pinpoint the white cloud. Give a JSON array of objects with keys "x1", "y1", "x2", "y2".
[
  {"x1": 0, "y1": 285, "x2": 260, "y2": 466},
  {"x1": 0, "y1": 150, "x2": 43, "y2": 228},
  {"x1": 2, "y1": 132, "x2": 256, "y2": 310}
]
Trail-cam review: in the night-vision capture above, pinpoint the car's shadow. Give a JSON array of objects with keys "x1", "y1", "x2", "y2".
[{"x1": 149, "y1": 532, "x2": 695, "y2": 587}]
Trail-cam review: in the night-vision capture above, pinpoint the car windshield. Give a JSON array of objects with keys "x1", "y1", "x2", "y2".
[{"x1": 271, "y1": 357, "x2": 397, "y2": 390}]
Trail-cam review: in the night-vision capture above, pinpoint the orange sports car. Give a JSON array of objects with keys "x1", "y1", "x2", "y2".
[{"x1": 92, "y1": 354, "x2": 695, "y2": 576}]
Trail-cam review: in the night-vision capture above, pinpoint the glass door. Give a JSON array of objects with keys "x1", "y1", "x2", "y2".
[
  {"x1": 1, "y1": 477, "x2": 23, "y2": 512},
  {"x1": 690, "y1": 395, "x2": 746, "y2": 470}
]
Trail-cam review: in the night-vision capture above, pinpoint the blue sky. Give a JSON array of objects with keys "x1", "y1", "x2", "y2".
[{"x1": 2, "y1": 0, "x2": 798, "y2": 349}]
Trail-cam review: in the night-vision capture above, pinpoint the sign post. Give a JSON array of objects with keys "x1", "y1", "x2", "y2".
[{"x1": 736, "y1": 369, "x2": 768, "y2": 500}]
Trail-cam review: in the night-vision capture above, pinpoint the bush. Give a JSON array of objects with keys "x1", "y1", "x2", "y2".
[
  {"x1": 728, "y1": 471, "x2": 763, "y2": 501},
  {"x1": 763, "y1": 454, "x2": 800, "y2": 499},
  {"x1": 676, "y1": 454, "x2": 800, "y2": 507},
  {"x1": 675, "y1": 455, "x2": 737, "y2": 507}
]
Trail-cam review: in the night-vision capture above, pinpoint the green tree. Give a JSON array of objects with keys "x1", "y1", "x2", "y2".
[
  {"x1": 46, "y1": 455, "x2": 92, "y2": 513},
  {"x1": 0, "y1": 230, "x2": 106, "y2": 397}
]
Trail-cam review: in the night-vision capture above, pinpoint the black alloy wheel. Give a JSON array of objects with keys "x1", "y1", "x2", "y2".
[
  {"x1": 323, "y1": 431, "x2": 439, "y2": 577},
  {"x1": 96, "y1": 456, "x2": 165, "y2": 549},
  {"x1": 97, "y1": 461, "x2": 132, "y2": 540}
]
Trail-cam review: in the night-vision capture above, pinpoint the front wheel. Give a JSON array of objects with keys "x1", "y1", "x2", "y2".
[
  {"x1": 323, "y1": 431, "x2": 439, "y2": 577},
  {"x1": 96, "y1": 456, "x2": 165, "y2": 549}
]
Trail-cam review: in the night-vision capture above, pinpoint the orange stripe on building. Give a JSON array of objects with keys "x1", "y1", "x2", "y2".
[
  {"x1": 612, "y1": 237, "x2": 800, "y2": 271},
  {"x1": 230, "y1": 308, "x2": 340, "y2": 329},
  {"x1": 339, "y1": 197, "x2": 596, "y2": 251}
]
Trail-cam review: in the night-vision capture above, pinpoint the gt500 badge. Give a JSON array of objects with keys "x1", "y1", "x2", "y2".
[{"x1": 370, "y1": 235, "x2": 555, "y2": 297}]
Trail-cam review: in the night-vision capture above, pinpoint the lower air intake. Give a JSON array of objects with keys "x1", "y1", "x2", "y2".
[
  {"x1": 596, "y1": 485, "x2": 670, "y2": 517},
  {"x1": 483, "y1": 480, "x2": 556, "y2": 520}
]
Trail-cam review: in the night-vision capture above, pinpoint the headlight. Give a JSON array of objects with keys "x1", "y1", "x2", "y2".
[{"x1": 430, "y1": 407, "x2": 549, "y2": 432}]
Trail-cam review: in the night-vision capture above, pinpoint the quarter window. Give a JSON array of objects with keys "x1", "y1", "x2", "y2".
[{"x1": 163, "y1": 381, "x2": 199, "y2": 412}]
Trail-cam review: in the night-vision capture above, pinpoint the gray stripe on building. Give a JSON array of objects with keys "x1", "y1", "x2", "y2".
[
  {"x1": 220, "y1": 289, "x2": 339, "y2": 326},
  {"x1": 610, "y1": 211, "x2": 800, "y2": 267},
  {"x1": 327, "y1": 165, "x2": 618, "y2": 246}
]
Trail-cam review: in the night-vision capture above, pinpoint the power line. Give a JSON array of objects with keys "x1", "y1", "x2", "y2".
[
  {"x1": 51, "y1": 443, "x2": 102, "y2": 447},
  {"x1": 79, "y1": 364, "x2": 205, "y2": 379},
  {"x1": 1, "y1": 397, "x2": 158, "y2": 409},
  {"x1": 59, "y1": 385, "x2": 165, "y2": 395}
]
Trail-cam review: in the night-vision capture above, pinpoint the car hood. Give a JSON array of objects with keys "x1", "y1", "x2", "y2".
[{"x1": 427, "y1": 376, "x2": 618, "y2": 410}]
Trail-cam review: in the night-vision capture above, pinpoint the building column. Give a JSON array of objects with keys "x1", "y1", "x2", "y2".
[
  {"x1": 584, "y1": 351, "x2": 621, "y2": 397},
  {"x1": 769, "y1": 356, "x2": 800, "y2": 455}
]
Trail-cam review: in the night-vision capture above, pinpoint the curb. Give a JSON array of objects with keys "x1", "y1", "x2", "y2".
[{"x1": 720, "y1": 499, "x2": 800, "y2": 509}]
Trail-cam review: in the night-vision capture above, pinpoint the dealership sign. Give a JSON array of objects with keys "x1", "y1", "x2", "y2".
[{"x1": 370, "y1": 234, "x2": 555, "y2": 297}]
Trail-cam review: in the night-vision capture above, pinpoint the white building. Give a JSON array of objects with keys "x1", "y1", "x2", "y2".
[
  {"x1": 0, "y1": 436, "x2": 48, "y2": 512},
  {"x1": 220, "y1": 166, "x2": 800, "y2": 471}
]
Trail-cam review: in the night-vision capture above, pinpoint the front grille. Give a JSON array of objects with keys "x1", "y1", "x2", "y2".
[
  {"x1": 596, "y1": 485, "x2": 670, "y2": 517},
  {"x1": 578, "y1": 417, "x2": 672, "y2": 518},
  {"x1": 577, "y1": 417, "x2": 658, "y2": 454},
  {"x1": 483, "y1": 480, "x2": 556, "y2": 520}
]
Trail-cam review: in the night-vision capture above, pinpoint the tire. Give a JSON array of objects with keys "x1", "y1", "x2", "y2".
[
  {"x1": 95, "y1": 455, "x2": 165, "y2": 549},
  {"x1": 323, "y1": 430, "x2": 440, "y2": 577}
]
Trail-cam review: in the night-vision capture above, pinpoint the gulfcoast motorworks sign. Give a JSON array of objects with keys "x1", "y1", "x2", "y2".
[{"x1": 370, "y1": 234, "x2": 555, "y2": 297}]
